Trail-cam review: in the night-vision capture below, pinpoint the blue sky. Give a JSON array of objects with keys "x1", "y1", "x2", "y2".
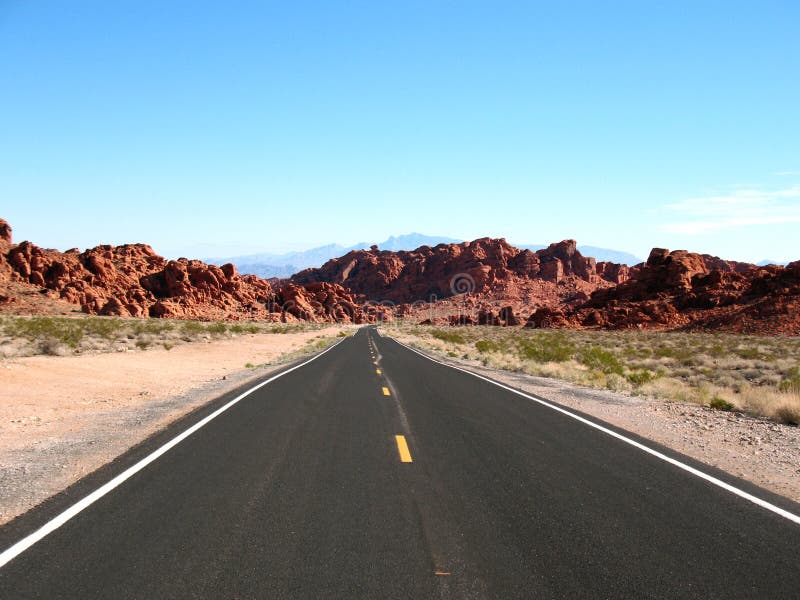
[{"x1": 1, "y1": 1, "x2": 798, "y2": 263}]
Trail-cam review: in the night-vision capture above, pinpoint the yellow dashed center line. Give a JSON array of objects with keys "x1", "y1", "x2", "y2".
[
  {"x1": 376, "y1": 369, "x2": 382, "y2": 375},
  {"x1": 395, "y1": 435, "x2": 413, "y2": 462},
  {"x1": 434, "y1": 571, "x2": 451, "y2": 576},
  {"x1": 382, "y1": 387, "x2": 390, "y2": 396}
]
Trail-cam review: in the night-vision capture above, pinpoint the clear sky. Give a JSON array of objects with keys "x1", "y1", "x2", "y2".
[{"x1": 1, "y1": 1, "x2": 798, "y2": 262}]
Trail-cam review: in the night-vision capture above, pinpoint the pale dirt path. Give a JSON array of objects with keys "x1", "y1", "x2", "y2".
[
  {"x1": 0, "y1": 327, "x2": 346, "y2": 525},
  {"x1": 386, "y1": 330, "x2": 800, "y2": 505}
]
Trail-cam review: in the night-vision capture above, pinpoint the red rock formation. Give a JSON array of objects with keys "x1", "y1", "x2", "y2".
[
  {"x1": 528, "y1": 248, "x2": 800, "y2": 335},
  {"x1": 6, "y1": 217, "x2": 795, "y2": 334},
  {"x1": 477, "y1": 307, "x2": 500, "y2": 325},
  {"x1": 596, "y1": 261, "x2": 630, "y2": 285},
  {"x1": 0, "y1": 219, "x2": 13, "y2": 283},
  {"x1": 293, "y1": 238, "x2": 628, "y2": 304},
  {"x1": 498, "y1": 306, "x2": 521, "y2": 326},
  {"x1": 449, "y1": 314, "x2": 476, "y2": 326},
  {"x1": 0, "y1": 219, "x2": 368, "y2": 323},
  {"x1": 0, "y1": 219, "x2": 11, "y2": 246},
  {"x1": 476, "y1": 305, "x2": 520, "y2": 326},
  {"x1": 292, "y1": 238, "x2": 632, "y2": 328}
]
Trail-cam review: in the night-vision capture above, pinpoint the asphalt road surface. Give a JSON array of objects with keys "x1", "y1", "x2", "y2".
[{"x1": 1, "y1": 326, "x2": 799, "y2": 598}]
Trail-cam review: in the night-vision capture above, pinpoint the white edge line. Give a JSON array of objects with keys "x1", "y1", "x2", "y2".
[
  {"x1": 0, "y1": 338, "x2": 346, "y2": 569},
  {"x1": 391, "y1": 337, "x2": 800, "y2": 527}
]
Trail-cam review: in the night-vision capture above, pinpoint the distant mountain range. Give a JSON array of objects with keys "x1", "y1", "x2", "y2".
[
  {"x1": 757, "y1": 259, "x2": 788, "y2": 266},
  {"x1": 204, "y1": 234, "x2": 462, "y2": 278},
  {"x1": 205, "y1": 234, "x2": 644, "y2": 278}
]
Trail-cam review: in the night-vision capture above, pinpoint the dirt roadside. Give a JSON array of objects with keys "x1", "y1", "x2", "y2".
[
  {"x1": 0, "y1": 327, "x2": 347, "y2": 525},
  {"x1": 384, "y1": 330, "x2": 800, "y2": 505}
]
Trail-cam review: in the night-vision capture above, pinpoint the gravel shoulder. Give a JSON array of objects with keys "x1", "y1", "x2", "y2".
[
  {"x1": 386, "y1": 331, "x2": 800, "y2": 505},
  {"x1": 0, "y1": 327, "x2": 347, "y2": 525}
]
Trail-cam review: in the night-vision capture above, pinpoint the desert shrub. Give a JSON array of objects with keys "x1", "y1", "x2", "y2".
[
  {"x1": 774, "y1": 402, "x2": 800, "y2": 426},
  {"x1": 624, "y1": 346, "x2": 652, "y2": 360},
  {"x1": 7, "y1": 317, "x2": 84, "y2": 348},
  {"x1": 132, "y1": 319, "x2": 173, "y2": 336},
  {"x1": 578, "y1": 345, "x2": 624, "y2": 375},
  {"x1": 269, "y1": 325, "x2": 293, "y2": 334},
  {"x1": 653, "y1": 345, "x2": 694, "y2": 361},
  {"x1": 206, "y1": 322, "x2": 228, "y2": 335},
  {"x1": 181, "y1": 321, "x2": 206, "y2": 335},
  {"x1": 734, "y1": 346, "x2": 765, "y2": 360},
  {"x1": 779, "y1": 366, "x2": 800, "y2": 392},
  {"x1": 81, "y1": 318, "x2": 122, "y2": 339},
  {"x1": 337, "y1": 331, "x2": 348, "y2": 337},
  {"x1": 475, "y1": 339, "x2": 501, "y2": 353},
  {"x1": 706, "y1": 343, "x2": 728, "y2": 358},
  {"x1": 517, "y1": 332, "x2": 574, "y2": 363},
  {"x1": 605, "y1": 373, "x2": 629, "y2": 392},
  {"x1": 229, "y1": 324, "x2": 245, "y2": 334},
  {"x1": 709, "y1": 396, "x2": 734, "y2": 411},
  {"x1": 627, "y1": 369, "x2": 659, "y2": 386},
  {"x1": 245, "y1": 362, "x2": 255, "y2": 368},
  {"x1": 431, "y1": 329, "x2": 466, "y2": 344}
]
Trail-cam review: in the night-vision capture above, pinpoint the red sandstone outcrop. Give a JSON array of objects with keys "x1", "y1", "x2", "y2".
[
  {"x1": 0, "y1": 219, "x2": 11, "y2": 246},
  {"x1": 4, "y1": 217, "x2": 796, "y2": 334},
  {"x1": 476, "y1": 305, "x2": 520, "y2": 326},
  {"x1": 526, "y1": 249, "x2": 800, "y2": 335},
  {"x1": 0, "y1": 219, "x2": 367, "y2": 322},
  {"x1": 293, "y1": 238, "x2": 628, "y2": 304},
  {"x1": 0, "y1": 219, "x2": 14, "y2": 282}
]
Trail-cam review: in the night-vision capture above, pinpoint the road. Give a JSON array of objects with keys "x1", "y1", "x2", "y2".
[{"x1": 1, "y1": 326, "x2": 799, "y2": 598}]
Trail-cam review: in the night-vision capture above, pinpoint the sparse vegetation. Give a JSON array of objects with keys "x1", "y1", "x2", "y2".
[
  {"x1": 709, "y1": 396, "x2": 735, "y2": 411},
  {"x1": 626, "y1": 369, "x2": 659, "y2": 386},
  {"x1": 431, "y1": 329, "x2": 466, "y2": 344},
  {"x1": 0, "y1": 315, "x2": 339, "y2": 359},
  {"x1": 475, "y1": 339, "x2": 501, "y2": 353},
  {"x1": 518, "y1": 332, "x2": 575, "y2": 363},
  {"x1": 577, "y1": 345, "x2": 624, "y2": 375},
  {"x1": 384, "y1": 323, "x2": 800, "y2": 426}
]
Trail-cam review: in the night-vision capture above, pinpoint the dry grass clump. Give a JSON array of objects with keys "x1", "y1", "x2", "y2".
[
  {"x1": 0, "y1": 315, "x2": 330, "y2": 359},
  {"x1": 386, "y1": 323, "x2": 800, "y2": 425}
]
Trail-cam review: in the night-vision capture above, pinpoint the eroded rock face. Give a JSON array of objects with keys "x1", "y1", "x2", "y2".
[
  {"x1": 596, "y1": 261, "x2": 630, "y2": 285},
  {"x1": 292, "y1": 237, "x2": 628, "y2": 303},
  {"x1": 532, "y1": 248, "x2": 800, "y2": 335},
  {"x1": 4, "y1": 217, "x2": 796, "y2": 334},
  {"x1": 0, "y1": 219, "x2": 368, "y2": 322},
  {"x1": 0, "y1": 219, "x2": 11, "y2": 245}
]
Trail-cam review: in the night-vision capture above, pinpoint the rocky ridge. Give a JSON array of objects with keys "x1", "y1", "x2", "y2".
[
  {"x1": 0, "y1": 219, "x2": 369, "y2": 323},
  {"x1": 2, "y1": 218, "x2": 797, "y2": 334},
  {"x1": 293, "y1": 237, "x2": 628, "y2": 302},
  {"x1": 527, "y1": 248, "x2": 800, "y2": 334}
]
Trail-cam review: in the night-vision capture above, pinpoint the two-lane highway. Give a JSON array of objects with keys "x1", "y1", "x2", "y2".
[{"x1": 1, "y1": 326, "x2": 799, "y2": 598}]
